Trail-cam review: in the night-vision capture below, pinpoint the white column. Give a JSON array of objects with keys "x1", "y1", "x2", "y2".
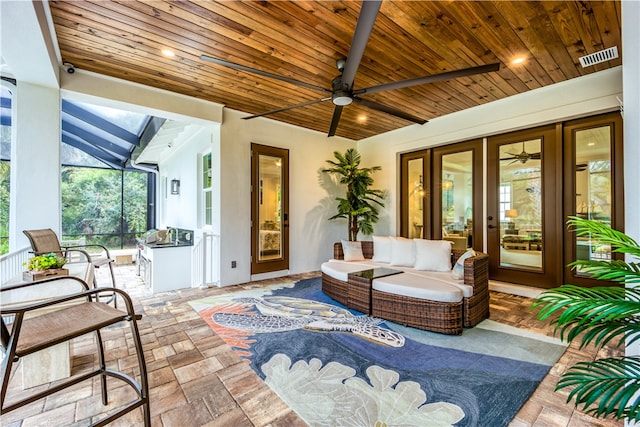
[
  {"x1": 623, "y1": 0, "x2": 640, "y2": 380},
  {"x1": 10, "y1": 83, "x2": 61, "y2": 251}
]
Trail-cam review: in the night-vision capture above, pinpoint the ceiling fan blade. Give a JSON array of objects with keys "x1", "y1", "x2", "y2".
[
  {"x1": 340, "y1": 0, "x2": 382, "y2": 89},
  {"x1": 353, "y1": 97, "x2": 427, "y2": 124},
  {"x1": 200, "y1": 55, "x2": 330, "y2": 94},
  {"x1": 242, "y1": 97, "x2": 331, "y2": 120},
  {"x1": 328, "y1": 105, "x2": 344, "y2": 137},
  {"x1": 355, "y1": 63, "x2": 501, "y2": 96},
  {"x1": 529, "y1": 152, "x2": 542, "y2": 159}
]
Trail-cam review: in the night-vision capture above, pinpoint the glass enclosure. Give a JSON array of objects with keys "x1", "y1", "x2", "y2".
[
  {"x1": 407, "y1": 158, "x2": 424, "y2": 238},
  {"x1": 258, "y1": 154, "x2": 283, "y2": 260},
  {"x1": 61, "y1": 166, "x2": 149, "y2": 249},
  {"x1": 441, "y1": 151, "x2": 473, "y2": 250},
  {"x1": 575, "y1": 125, "x2": 612, "y2": 270},
  {"x1": 498, "y1": 139, "x2": 543, "y2": 270}
]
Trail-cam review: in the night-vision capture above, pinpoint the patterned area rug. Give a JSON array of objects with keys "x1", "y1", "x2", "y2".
[{"x1": 188, "y1": 277, "x2": 566, "y2": 427}]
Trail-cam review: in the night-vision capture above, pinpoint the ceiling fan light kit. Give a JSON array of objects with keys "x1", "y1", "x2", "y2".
[
  {"x1": 200, "y1": 0, "x2": 500, "y2": 138},
  {"x1": 332, "y1": 92, "x2": 353, "y2": 106}
]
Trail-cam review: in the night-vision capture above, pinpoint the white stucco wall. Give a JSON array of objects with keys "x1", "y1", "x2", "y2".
[
  {"x1": 622, "y1": 0, "x2": 640, "y2": 367},
  {"x1": 358, "y1": 67, "x2": 623, "y2": 238},
  {"x1": 218, "y1": 109, "x2": 353, "y2": 285},
  {"x1": 157, "y1": 126, "x2": 215, "y2": 230}
]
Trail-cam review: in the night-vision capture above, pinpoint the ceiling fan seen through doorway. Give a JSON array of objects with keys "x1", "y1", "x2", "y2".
[
  {"x1": 200, "y1": 0, "x2": 500, "y2": 137},
  {"x1": 500, "y1": 142, "x2": 542, "y2": 165}
]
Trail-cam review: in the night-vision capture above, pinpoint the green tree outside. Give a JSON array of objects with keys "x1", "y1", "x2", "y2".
[
  {"x1": 0, "y1": 160, "x2": 9, "y2": 254},
  {"x1": 61, "y1": 166, "x2": 148, "y2": 249}
]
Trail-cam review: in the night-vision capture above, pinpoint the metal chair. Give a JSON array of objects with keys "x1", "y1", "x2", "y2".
[
  {"x1": 0, "y1": 277, "x2": 150, "y2": 426},
  {"x1": 23, "y1": 228, "x2": 117, "y2": 289}
]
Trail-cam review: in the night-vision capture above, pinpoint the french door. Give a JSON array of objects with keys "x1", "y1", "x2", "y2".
[
  {"x1": 400, "y1": 113, "x2": 623, "y2": 289},
  {"x1": 400, "y1": 149, "x2": 430, "y2": 239},
  {"x1": 562, "y1": 112, "x2": 624, "y2": 287},
  {"x1": 250, "y1": 144, "x2": 289, "y2": 275},
  {"x1": 432, "y1": 140, "x2": 483, "y2": 251},
  {"x1": 487, "y1": 125, "x2": 562, "y2": 288},
  {"x1": 399, "y1": 139, "x2": 482, "y2": 251}
]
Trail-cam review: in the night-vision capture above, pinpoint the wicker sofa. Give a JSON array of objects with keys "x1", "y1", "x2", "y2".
[{"x1": 321, "y1": 241, "x2": 489, "y2": 335}]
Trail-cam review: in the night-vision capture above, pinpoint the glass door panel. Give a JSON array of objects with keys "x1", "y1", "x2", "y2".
[
  {"x1": 258, "y1": 154, "x2": 283, "y2": 261},
  {"x1": 574, "y1": 126, "x2": 612, "y2": 270},
  {"x1": 441, "y1": 151, "x2": 473, "y2": 250},
  {"x1": 251, "y1": 144, "x2": 289, "y2": 275},
  {"x1": 408, "y1": 158, "x2": 424, "y2": 238},
  {"x1": 498, "y1": 139, "x2": 543, "y2": 270}
]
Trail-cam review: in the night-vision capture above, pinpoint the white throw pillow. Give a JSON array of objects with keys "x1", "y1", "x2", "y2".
[
  {"x1": 372, "y1": 235, "x2": 391, "y2": 263},
  {"x1": 389, "y1": 237, "x2": 415, "y2": 266},
  {"x1": 451, "y1": 249, "x2": 477, "y2": 279},
  {"x1": 414, "y1": 239, "x2": 453, "y2": 272},
  {"x1": 341, "y1": 240, "x2": 365, "y2": 262}
]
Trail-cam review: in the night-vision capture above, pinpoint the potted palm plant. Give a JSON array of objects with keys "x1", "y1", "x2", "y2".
[
  {"x1": 533, "y1": 216, "x2": 640, "y2": 421},
  {"x1": 323, "y1": 148, "x2": 385, "y2": 241}
]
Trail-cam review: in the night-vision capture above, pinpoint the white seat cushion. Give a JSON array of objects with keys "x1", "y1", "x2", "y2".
[
  {"x1": 407, "y1": 270, "x2": 474, "y2": 298},
  {"x1": 372, "y1": 273, "x2": 463, "y2": 303},
  {"x1": 321, "y1": 260, "x2": 375, "y2": 282}
]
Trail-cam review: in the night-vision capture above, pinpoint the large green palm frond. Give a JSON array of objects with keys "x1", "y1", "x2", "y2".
[
  {"x1": 567, "y1": 217, "x2": 640, "y2": 284},
  {"x1": 533, "y1": 285, "x2": 640, "y2": 348},
  {"x1": 533, "y1": 217, "x2": 640, "y2": 420},
  {"x1": 568, "y1": 216, "x2": 640, "y2": 258},
  {"x1": 571, "y1": 259, "x2": 640, "y2": 284},
  {"x1": 558, "y1": 356, "x2": 640, "y2": 421}
]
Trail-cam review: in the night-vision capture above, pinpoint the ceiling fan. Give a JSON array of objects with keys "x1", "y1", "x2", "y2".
[
  {"x1": 200, "y1": 0, "x2": 500, "y2": 137},
  {"x1": 500, "y1": 142, "x2": 542, "y2": 164}
]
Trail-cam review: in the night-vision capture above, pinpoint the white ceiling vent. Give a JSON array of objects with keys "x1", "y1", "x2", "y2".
[{"x1": 579, "y1": 46, "x2": 619, "y2": 68}]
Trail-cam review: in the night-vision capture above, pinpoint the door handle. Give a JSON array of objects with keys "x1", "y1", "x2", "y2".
[{"x1": 488, "y1": 224, "x2": 496, "y2": 229}]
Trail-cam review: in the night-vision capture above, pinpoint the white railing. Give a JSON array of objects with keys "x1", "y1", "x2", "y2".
[
  {"x1": 0, "y1": 246, "x2": 31, "y2": 284},
  {"x1": 192, "y1": 232, "x2": 220, "y2": 288}
]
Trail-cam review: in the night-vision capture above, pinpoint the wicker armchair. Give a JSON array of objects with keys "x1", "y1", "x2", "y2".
[{"x1": 0, "y1": 277, "x2": 150, "y2": 426}]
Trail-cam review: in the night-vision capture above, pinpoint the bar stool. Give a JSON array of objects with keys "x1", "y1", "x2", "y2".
[{"x1": 1, "y1": 277, "x2": 150, "y2": 426}]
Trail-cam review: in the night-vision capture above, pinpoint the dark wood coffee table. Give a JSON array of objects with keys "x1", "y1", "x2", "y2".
[{"x1": 347, "y1": 268, "x2": 402, "y2": 315}]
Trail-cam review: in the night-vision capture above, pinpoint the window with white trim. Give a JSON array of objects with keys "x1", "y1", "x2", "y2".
[
  {"x1": 499, "y1": 183, "x2": 511, "y2": 220},
  {"x1": 202, "y1": 152, "x2": 212, "y2": 226}
]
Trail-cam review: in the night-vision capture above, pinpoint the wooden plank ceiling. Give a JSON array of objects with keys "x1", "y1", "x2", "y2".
[{"x1": 49, "y1": 1, "x2": 622, "y2": 141}]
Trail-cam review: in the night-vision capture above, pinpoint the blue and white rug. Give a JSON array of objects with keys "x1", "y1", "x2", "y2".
[{"x1": 189, "y1": 277, "x2": 566, "y2": 427}]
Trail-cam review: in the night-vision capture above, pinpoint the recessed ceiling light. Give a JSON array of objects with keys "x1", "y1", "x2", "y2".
[
  {"x1": 512, "y1": 57, "x2": 525, "y2": 65},
  {"x1": 161, "y1": 49, "x2": 176, "y2": 57},
  {"x1": 357, "y1": 115, "x2": 367, "y2": 123}
]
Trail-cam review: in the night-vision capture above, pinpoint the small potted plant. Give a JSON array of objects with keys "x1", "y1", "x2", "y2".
[{"x1": 23, "y1": 252, "x2": 69, "y2": 281}]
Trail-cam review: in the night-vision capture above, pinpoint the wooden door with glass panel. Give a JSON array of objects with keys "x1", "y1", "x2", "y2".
[
  {"x1": 563, "y1": 112, "x2": 623, "y2": 287},
  {"x1": 487, "y1": 125, "x2": 562, "y2": 288},
  {"x1": 400, "y1": 150, "x2": 430, "y2": 239},
  {"x1": 432, "y1": 140, "x2": 482, "y2": 251},
  {"x1": 251, "y1": 144, "x2": 289, "y2": 274}
]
